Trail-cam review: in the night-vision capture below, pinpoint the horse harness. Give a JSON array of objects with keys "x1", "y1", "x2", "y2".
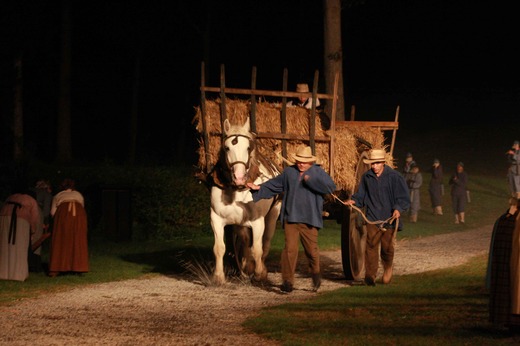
[
  {"x1": 207, "y1": 133, "x2": 281, "y2": 191},
  {"x1": 223, "y1": 133, "x2": 254, "y2": 171}
]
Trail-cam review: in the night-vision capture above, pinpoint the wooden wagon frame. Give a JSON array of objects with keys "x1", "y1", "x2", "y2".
[{"x1": 197, "y1": 63, "x2": 400, "y2": 282}]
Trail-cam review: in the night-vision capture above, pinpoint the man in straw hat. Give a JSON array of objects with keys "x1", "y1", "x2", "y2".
[
  {"x1": 247, "y1": 146, "x2": 336, "y2": 293},
  {"x1": 287, "y1": 83, "x2": 321, "y2": 110},
  {"x1": 344, "y1": 148, "x2": 410, "y2": 286}
]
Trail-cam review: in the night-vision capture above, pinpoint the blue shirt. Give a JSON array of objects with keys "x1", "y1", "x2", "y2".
[
  {"x1": 352, "y1": 165, "x2": 410, "y2": 229},
  {"x1": 251, "y1": 164, "x2": 336, "y2": 229}
]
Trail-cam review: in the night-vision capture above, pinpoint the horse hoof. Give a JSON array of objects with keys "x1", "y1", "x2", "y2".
[
  {"x1": 252, "y1": 270, "x2": 268, "y2": 283},
  {"x1": 213, "y1": 274, "x2": 226, "y2": 286}
]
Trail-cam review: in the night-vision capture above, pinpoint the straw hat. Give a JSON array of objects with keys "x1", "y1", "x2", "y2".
[
  {"x1": 292, "y1": 146, "x2": 316, "y2": 163},
  {"x1": 363, "y1": 149, "x2": 387, "y2": 164},
  {"x1": 296, "y1": 83, "x2": 309, "y2": 93}
]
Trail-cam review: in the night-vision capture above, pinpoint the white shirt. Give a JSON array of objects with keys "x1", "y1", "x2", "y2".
[
  {"x1": 287, "y1": 97, "x2": 320, "y2": 110},
  {"x1": 50, "y1": 189, "x2": 85, "y2": 216}
]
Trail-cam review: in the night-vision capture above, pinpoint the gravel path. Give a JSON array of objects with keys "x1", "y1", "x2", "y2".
[{"x1": 0, "y1": 225, "x2": 493, "y2": 346}]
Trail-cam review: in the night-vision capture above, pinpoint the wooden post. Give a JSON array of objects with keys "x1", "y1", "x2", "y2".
[
  {"x1": 350, "y1": 105, "x2": 356, "y2": 121},
  {"x1": 281, "y1": 68, "x2": 288, "y2": 167},
  {"x1": 329, "y1": 71, "x2": 339, "y2": 179},
  {"x1": 250, "y1": 66, "x2": 257, "y2": 133},
  {"x1": 390, "y1": 105, "x2": 400, "y2": 157},
  {"x1": 219, "y1": 64, "x2": 227, "y2": 137},
  {"x1": 310, "y1": 70, "x2": 318, "y2": 153},
  {"x1": 200, "y1": 62, "x2": 211, "y2": 173}
]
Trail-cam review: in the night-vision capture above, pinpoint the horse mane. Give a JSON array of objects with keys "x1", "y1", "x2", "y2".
[
  {"x1": 195, "y1": 146, "x2": 236, "y2": 191},
  {"x1": 254, "y1": 149, "x2": 281, "y2": 179}
]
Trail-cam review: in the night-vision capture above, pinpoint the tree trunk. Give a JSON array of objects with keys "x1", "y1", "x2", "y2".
[
  {"x1": 128, "y1": 54, "x2": 140, "y2": 165},
  {"x1": 323, "y1": 0, "x2": 345, "y2": 121},
  {"x1": 56, "y1": 0, "x2": 72, "y2": 163},
  {"x1": 13, "y1": 55, "x2": 24, "y2": 163}
]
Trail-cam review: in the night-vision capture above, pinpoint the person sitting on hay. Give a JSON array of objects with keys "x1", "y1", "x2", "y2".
[{"x1": 287, "y1": 83, "x2": 320, "y2": 110}]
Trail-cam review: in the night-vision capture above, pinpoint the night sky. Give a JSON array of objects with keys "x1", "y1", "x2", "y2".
[{"x1": 0, "y1": 0, "x2": 517, "y2": 166}]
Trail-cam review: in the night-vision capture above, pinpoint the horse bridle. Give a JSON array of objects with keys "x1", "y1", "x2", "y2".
[{"x1": 223, "y1": 134, "x2": 255, "y2": 170}]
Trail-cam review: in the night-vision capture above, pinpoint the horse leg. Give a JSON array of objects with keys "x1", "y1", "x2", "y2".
[
  {"x1": 250, "y1": 220, "x2": 268, "y2": 282},
  {"x1": 211, "y1": 214, "x2": 226, "y2": 285},
  {"x1": 262, "y1": 201, "x2": 282, "y2": 261},
  {"x1": 232, "y1": 226, "x2": 253, "y2": 276}
]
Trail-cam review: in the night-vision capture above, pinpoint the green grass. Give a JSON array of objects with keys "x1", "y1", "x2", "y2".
[
  {"x1": 0, "y1": 233, "x2": 216, "y2": 305},
  {"x1": 398, "y1": 173, "x2": 509, "y2": 238},
  {"x1": 244, "y1": 256, "x2": 520, "y2": 345}
]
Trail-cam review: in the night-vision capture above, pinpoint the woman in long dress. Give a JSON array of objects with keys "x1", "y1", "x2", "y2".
[
  {"x1": 488, "y1": 197, "x2": 520, "y2": 332},
  {"x1": 48, "y1": 178, "x2": 89, "y2": 277},
  {"x1": 0, "y1": 191, "x2": 41, "y2": 281}
]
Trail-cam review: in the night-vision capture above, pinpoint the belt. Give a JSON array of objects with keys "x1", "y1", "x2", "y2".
[
  {"x1": 67, "y1": 201, "x2": 77, "y2": 216},
  {"x1": 6, "y1": 201, "x2": 21, "y2": 245}
]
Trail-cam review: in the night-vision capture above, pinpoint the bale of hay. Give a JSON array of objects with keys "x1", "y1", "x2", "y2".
[{"x1": 193, "y1": 98, "x2": 393, "y2": 193}]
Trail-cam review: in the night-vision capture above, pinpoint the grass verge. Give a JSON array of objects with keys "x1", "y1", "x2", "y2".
[{"x1": 244, "y1": 255, "x2": 519, "y2": 345}]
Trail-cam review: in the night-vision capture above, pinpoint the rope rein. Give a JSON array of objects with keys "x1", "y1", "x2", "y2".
[
  {"x1": 251, "y1": 140, "x2": 400, "y2": 233},
  {"x1": 330, "y1": 193, "x2": 399, "y2": 232}
]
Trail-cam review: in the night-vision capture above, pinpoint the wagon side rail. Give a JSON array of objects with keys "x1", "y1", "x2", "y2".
[
  {"x1": 200, "y1": 63, "x2": 339, "y2": 176},
  {"x1": 199, "y1": 62, "x2": 399, "y2": 179}
]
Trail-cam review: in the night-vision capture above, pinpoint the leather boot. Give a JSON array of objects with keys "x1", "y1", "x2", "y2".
[
  {"x1": 382, "y1": 266, "x2": 393, "y2": 284},
  {"x1": 436, "y1": 206, "x2": 443, "y2": 215},
  {"x1": 281, "y1": 281, "x2": 293, "y2": 293},
  {"x1": 459, "y1": 212, "x2": 465, "y2": 224},
  {"x1": 311, "y1": 273, "x2": 321, "y2": 292},
  {"x1": 364, "y1": 276, "x2": 376, "y2": 286}
]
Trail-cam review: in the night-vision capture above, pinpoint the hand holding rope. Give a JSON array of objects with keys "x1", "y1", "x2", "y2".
[{"x1": 330, "y1": 192, "x2": 399, "y2": 232}]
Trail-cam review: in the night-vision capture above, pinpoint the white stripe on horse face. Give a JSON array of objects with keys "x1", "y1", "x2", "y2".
[{"x1": 224, "y1": 134, "x2": 251, "y2": 186}]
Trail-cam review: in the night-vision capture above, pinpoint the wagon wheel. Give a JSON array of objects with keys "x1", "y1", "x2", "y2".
[{"x1": 341, "y1": 150, "x2": 369, "y2": 281}]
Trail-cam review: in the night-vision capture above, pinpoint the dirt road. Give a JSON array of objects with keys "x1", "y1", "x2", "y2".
[{"x1": 1, "y1": 226, "x2": 493, "y2": 346}]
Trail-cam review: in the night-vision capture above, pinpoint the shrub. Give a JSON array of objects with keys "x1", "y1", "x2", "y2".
[{"x1": 10, "y1": 161, "x2": 212, "y2": 241}]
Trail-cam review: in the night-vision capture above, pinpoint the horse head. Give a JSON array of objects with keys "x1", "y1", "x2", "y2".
[{"x1": 222, "y1": 117, "x2": 255, "y2": 188}]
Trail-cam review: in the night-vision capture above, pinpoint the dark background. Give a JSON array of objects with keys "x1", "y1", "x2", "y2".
[{"x1": 0, "y1": 0, "x2": 517, "y2": 169}]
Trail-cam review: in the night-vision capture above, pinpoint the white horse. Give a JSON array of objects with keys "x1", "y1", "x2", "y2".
[{"x1": 209, "y1": 117, "x2": 281, "y2": 285}]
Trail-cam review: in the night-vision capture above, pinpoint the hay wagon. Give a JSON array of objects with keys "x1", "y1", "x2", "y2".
[{"x1": 193, "y1": 63, "x2": 400, "y2": 282}]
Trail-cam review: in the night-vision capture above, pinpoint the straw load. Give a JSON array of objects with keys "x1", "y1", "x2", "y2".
[{"x1": 193, "y1": 98, "x2": 393, "y2": 194}]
